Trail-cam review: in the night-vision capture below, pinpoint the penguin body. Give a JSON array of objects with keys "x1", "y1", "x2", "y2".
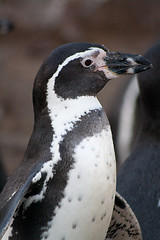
[
  {"x1": 0, "y1": 42, "x2": 151, "y2": 240},
  {"x1": 4, "y1": 106, "x2": 115, "y2": 240}
]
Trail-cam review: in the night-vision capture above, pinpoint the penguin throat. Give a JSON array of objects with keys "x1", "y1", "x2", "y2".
[{"x1": 47, "y1": 94, "x2": 103, "y2": 159}]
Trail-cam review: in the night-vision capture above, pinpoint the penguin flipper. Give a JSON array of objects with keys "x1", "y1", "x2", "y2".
[
  {"x1": 0, "y1": 162, "x2": 43, "y2": 238},
  {"x1": 106, "y1": 191, "x2": 142, "y2": 240}
]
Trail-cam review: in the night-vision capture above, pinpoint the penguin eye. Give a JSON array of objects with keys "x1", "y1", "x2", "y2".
[{"x1": 82, "y1": 58, "x2": 94, "y2": 68}]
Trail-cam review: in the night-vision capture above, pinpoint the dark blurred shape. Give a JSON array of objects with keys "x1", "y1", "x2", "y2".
[
  {"x1": 0, "y1": 153, "x2": 6, "y2": 193},
  {"x1": 0, "y1": 19, "x2": 14, "y2": 35},
  {"x1": 117, "y1": 41, "x2": 160, "y2": 240}
]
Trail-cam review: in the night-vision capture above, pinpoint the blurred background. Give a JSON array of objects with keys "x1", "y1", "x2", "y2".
[{"x1": 0, "y1": 0, "x2": 160, "y2": 179}]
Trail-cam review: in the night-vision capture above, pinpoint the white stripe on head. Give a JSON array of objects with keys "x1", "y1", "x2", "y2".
[
  {"x1": 47, "y1": 47, "x2": 105, "y2": 103},
  {"x1": 49, "y1": 47, "x2": 103, "y2": 83}
]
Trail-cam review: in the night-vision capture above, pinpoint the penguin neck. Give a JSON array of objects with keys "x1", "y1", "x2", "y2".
[
  {"x1": 47, "y1": 94, "x2": 103, "y2": 137},
  {"x1": 46, "y1": 72, "x2": 103, "y2": 133},
  {"x1": 46, "y1": 90, "x2": 103, "y2": 164}
]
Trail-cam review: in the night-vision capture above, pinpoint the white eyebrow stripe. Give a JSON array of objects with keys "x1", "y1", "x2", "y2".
[{"x1": 52, "y1": 47, "x2": 102, "y2": 80}]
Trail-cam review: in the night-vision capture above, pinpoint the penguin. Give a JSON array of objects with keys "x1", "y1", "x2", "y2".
[
  {"x1": 117, "y1": 41, "x2": 160, "y2": 240},
  {"x1": 0, "y1": 42, "x2": 151, "y2": 240}
]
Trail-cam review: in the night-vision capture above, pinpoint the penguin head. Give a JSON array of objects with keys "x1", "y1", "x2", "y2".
[{"x1": 33, "y1": 42, "x2": 151, "y2": 116}]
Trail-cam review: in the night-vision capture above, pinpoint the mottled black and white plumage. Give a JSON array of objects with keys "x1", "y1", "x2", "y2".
[
  {"x1": 117, "y1": 42, "x2": 160, "y2": 240},
  {"x1": 106, "y1": 192, "x2": 142, "y2": 239},
  {"x1": 0, "y1": 42, "x2": 151, "y2": 240}
]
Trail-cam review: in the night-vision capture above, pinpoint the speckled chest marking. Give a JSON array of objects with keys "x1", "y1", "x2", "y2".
[{"x1": 41, "y1": 129, "x2": 116, "y2": 240}]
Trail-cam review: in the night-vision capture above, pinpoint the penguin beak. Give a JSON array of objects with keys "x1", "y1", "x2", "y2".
[{"x1": 104, "y1": 52, "x2": 152, "y2": 76}]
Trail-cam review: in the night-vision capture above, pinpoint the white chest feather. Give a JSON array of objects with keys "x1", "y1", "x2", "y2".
[{"x1": 41, "y1": 128, "x2": 116, "y2": 240}]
